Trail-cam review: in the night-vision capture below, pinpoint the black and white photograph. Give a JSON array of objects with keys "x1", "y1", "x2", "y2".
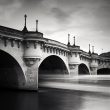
[{"x1": 0, "y1": 0, "x2": 110, "y2": 110}]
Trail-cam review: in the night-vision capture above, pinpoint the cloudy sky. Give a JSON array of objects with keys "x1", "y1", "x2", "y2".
[{"x1": 0, "y1": 0, "x2": 110, "y2": 54}]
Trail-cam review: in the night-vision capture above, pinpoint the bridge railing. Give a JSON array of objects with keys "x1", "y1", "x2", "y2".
[
  {"x1": 99, "y1": 56, "x2": 110, "y2": 61},
  {"x1": 0, "y1": 25, "x2": 23, "y2": 38},
  {"x1": 44, "y1": 38, "x2": 68, "y2": 49},
  {"x1": 80, "y1": 50, "x2": 91, "y2": 59},
  {"x1": 81, "y1": 51, "x2": 89, "y2": 56}
]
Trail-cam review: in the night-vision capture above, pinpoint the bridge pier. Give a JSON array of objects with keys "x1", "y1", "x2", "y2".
[
  {"x1": 90, "y1": 67, "x2": 98, "y2": 75},
  {"x1": 24, "y1": 57, "x2": 40, "y2": 90},
  {"x1": 69, "y1": 64, "x2": 79, "y2": 76},
  {"x1": 90, "y1": 55, "x2": 98, "y2": 75}
]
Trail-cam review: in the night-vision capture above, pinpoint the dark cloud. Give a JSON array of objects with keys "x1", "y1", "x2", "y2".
[
  {"x1": 0, "y1": 0, "x2": 15, "y2": 5},
  {"x1": 49, "y1": 0, "x2": 96, "y2": 26},
  {"x1": 22, "y1": 0, "x2": 43, "y2": 7},
  {"x1": 0, "y1": 0, "x2": 43, "y2": 6},
  {"x1": 87, "y1": 0, "x2": 110, "y2": 32},
  {"x1": 0, "y1": 0, "x2": 22, "y2": 21},
  {"x1": 49, "y1": 0, "x2": 110, "y2": 33},
  {"x1": 51, "y1": 7, "x2": 71, "y2": 24}
]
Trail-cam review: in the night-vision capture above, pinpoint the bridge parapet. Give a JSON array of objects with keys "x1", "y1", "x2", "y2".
[
  {"x1": 98, "y1": 63, "x2": 110, "y2": 70},
  {"x1": 24, "y1": 31, "x2": 43, "y2": 38},
  {"x1": 0, "y1": 25, "x2": 23, "y2": 38},
  {"x1": 99, "y1": 56, "x2": 110, "y2": 62},
  {"x1": 80, "y1": 51, "x2": 91, "y2": 61},
  {"x1": 43, "y1": 38, "x2": 69, "y2": 53},
  {"x1": 97, "y1": 56, "x2": 110, "y2": 69},
  {"x1": 23, "y1": 31, "x2": 69, "y2": 60},
  {"x1": 0, "y1": 26, "x2": 24, "y2": 48}
]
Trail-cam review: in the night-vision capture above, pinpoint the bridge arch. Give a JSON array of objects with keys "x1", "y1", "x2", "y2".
[
  {"x1": 97, "y1": 68, "x2": 110, "y2": 75},
  {"x1": 78, "y1": 63, "x2": 90, "y2": 75},
  {"x1": 39, "y1": 55, "x2": 69, "y2": 75},
  {"x1": 0, "y1": 49, "x2": 26, "y2": 89}
]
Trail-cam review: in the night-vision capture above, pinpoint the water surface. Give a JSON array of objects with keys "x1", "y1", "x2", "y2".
[{"x1": 0, "y1": 88, "x2": 110, "y2": 110}]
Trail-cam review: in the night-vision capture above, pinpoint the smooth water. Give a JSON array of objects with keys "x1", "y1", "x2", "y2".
[{"x1": 0, "y1": 88, "x2": 110, "y2": 110}]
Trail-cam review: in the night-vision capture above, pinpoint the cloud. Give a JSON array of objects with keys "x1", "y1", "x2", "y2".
[
  {"x1": 22, "y1": 0, "x2": 43, "y2": 8},
  {"x1": 40, "y1": 0, "x2": 110, "y2": 53},
  {"x1": 47, "y1": 0, "x2": 110, "y2": 38},
  {"x1": 51, "y1": 7, "x2": 71, "y2": 25},
  {"x1": 40, "y1": 0, "x2": 96, "y2": 30},
  {"x1": 0, "y1": 0, "x2": 15, "y2": 5},
  {"x1": 0, "y1": 0, "x2": 22, "y2": 20}
]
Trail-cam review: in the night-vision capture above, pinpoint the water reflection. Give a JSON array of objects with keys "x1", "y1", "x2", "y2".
[
  {"x1": 0, "y1": 90, "x2": 38, "y2": 110},
  {"x1": 38, "y1": 89, "x2": 83, "y2": 110},
  {"x1": 0, "y1": 89, "x2": 110, "y2": 110}
]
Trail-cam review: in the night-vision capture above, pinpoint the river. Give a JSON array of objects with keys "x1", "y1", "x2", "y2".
[{"x1": 0, "y1": 88, "x2": 110, "y2": 110}]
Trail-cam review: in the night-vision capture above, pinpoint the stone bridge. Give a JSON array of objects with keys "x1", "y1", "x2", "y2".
[{"x1": 0, "y1": 15, "x2": 110, "y2": 90}]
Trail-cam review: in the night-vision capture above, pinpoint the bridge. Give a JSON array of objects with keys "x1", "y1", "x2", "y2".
[{"x1": 0, "y1": 15, "x2": 110, "y2": 90}]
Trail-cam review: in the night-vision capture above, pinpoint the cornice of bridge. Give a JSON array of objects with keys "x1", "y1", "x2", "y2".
[
  {"x1": 80, "y1": 50, "x2": 91, "y2": 59},
  {"x1": 90, "y1": 53, "x2": 110, "y2": 62},
  {"x1": 99, "y1": 56, "x2": 110, "y2": 61},
  {"x1": 91, "y1": 53, "x2": 99, "y2": 59},
  {"x1": 0, "y1": 25, "x2": 110, "y2": 62},
  {"x1": 23, "y1": 31, "x2": 43, "y2": 38},
  {"x1": 0, "y1": 33, "x2": 23, "y2": 41},
  {"x1": 0, "y1": 26, "x2": 23, "y2": 48},
  {"x1": 43, "y1": 38, "x2": 69, "y2": 51},
  {"x1": 23, "y1": 33, "x2": 69, "y2": 51},
  {"x1": 0, "y1": 25, "x2": 23, "y2": 39},
  {"x1": 78, "y1": 51, "x2": 110, "y2": 62},
  {"x1": 68, "y1": 45, "x2": 82, "y2": 54}
]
